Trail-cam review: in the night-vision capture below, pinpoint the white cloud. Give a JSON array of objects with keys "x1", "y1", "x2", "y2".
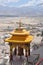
[
  {"x1": 0, "y1": 0, "x2": 43, "y2": 7},
  {"x1": 8, "y1": 0, "x2": 20, "y2": 2},
  {"x1": 19, "y1": 0, "x2": 43, "y2": 7},
  {"x1": 37, "y1": 0, "x2": 43, "y2": 5},
  {"x1": 19, "y1": 0, "x2": 36, "y2": 7},
  {"x1": 0, "y1": 0, "x2": 20, "y2": 3},
  {"x1": 0, "y1": 0, "x2": 20, "y2": 6},
  {"x1": 38, "y1": 0, "x2": 43, "y2": 3}
]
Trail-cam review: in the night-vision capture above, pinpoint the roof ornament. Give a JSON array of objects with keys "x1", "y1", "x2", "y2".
[{"x1": 16, "y1": 19, "x2": 22, "y2": 29}]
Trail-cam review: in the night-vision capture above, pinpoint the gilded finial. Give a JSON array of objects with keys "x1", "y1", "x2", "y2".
[
  {"x1": 16, "y1": 19, "x2": 22, "y2": 28},
  {"x1": 19, "y1": 19, "x2": 22, "y2": 28}
]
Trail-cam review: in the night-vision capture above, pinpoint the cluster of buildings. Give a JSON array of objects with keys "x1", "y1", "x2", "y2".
[{"x1": 0, "y1": 18, "x2": 43, "y2": 64}]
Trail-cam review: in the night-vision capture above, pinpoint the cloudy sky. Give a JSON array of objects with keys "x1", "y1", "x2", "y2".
[{"x1": 0, "y1": 0, "x2": 43, "y2": 7}]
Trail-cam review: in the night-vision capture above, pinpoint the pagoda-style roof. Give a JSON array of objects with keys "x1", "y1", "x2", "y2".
[
  {"x1": 5, "y1": 35, "x2": 33, "y2": 43},
  {"x1": 5, "y1": 21, "x2": 33, "y2": 44},
  {"x1": 10, "y1": 29, "x2": 30, "y2": 35}
]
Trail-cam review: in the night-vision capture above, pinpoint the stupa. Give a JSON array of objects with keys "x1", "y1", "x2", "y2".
[{"x1": 5, "y1": 21, "x2": 33, "y2": 61}]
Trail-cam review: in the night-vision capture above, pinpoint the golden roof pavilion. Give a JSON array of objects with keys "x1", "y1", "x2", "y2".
[
  {"x1": 5, "y1": 22, "x2": 33, "y2": 44},
  {"x1": 5, "y1": 21, "x2": 33, "y2": 61}
]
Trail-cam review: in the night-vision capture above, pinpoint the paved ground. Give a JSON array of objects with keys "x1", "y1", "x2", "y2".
[
  {"x1": 10, "y1": 56, "x2": 32, "y2": 65},
  {"x1": 31, "y1": 46, "x2": 43, "y2": 58},
  {"x1": 9, "y1": 46, "x2": 43, "y2": 65}
]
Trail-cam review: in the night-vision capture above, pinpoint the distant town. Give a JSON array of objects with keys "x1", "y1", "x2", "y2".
[{"x1": 0, "y1": 17, "x2": 43, "y2": 65}]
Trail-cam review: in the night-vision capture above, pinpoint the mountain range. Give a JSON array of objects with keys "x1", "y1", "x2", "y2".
[{"x1": 0, "y1": 5, "x2": 43, "y2": 17}]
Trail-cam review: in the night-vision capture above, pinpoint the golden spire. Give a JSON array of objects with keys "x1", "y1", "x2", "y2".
[
  {"x1": 16, "y1": 19, "x2": 22, "y2": 28},
  {"x1": 19, "y1": 20, "x2": 22, "y2": 28}
]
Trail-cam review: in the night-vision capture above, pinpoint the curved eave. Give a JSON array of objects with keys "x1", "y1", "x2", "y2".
[
  {"x1": 10, "y1": 30, "x2": 30, "y2": 35},
  {"x1": 10, "y1": 32, "x2": 29, "y2": 35},
  {"x1": 10, "y1": 33, "x2": 29, "y2": 35},
  {"x1": 5, "y1": 35, "x2": 33, "y2": 44}
]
